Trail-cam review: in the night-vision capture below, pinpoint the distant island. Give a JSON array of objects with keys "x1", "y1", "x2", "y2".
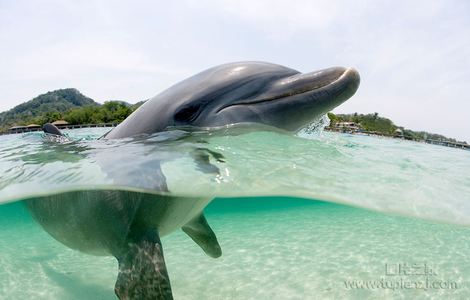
[
  {"x1": 0, "y1": 88, "x2": 144, "y2": 133},
  {"x1": 327, "y1": 112, "x2": 468, "y2": 147},
  {"x1": 0, "y1": 89, "x2": 467, "y2": 149}
]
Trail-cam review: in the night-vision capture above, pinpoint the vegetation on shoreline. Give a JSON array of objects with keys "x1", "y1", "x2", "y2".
[
  {"x1": 0, "y1": 89, "x2": 144, "y2": 131},
  {"x1": 327, "y1": 112, "x2": 467, "y2": 144}
]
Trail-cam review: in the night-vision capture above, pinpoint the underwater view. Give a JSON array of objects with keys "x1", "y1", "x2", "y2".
[{"x1": 0, "y1": 126, "x2": 469, "y2": 299}]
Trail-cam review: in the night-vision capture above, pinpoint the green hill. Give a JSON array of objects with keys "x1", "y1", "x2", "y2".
[
  {"x1": 0, "y1": 88, "x2": 99, "y2": 130},
  {"x1": 0, "y1": 89, "x2": 146, "y2": 132}
]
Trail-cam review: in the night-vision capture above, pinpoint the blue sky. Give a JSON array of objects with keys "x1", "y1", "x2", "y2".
[{"x1": 1, "y1": 0, "x2": 469, "y2": 141}]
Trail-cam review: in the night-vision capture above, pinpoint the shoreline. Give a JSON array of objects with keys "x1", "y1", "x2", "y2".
[
  {"x1": 325, "y1": 127, "x2": 470, "y2": 150},
  {"x1": 1, "y1": 123, "x2": 468, "y2": 151}
]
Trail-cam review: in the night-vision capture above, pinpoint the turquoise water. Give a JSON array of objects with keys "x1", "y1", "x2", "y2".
[{"x1": 0, "y1": 126, "x2": 469, "y2": 299}]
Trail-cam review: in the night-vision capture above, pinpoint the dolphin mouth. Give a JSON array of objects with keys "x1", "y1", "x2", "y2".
[{"x1": 218, "y1": 67, "x2": 360, "y2": 112}]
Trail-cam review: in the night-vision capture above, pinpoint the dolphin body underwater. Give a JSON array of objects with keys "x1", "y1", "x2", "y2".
[{"x1": 29, "y1": 62, "x2": 360, "y2": 299}]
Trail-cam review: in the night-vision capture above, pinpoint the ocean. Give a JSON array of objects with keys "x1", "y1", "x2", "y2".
[{"x1": 0, "y1": 125, "x2": 469, "y2": 299}]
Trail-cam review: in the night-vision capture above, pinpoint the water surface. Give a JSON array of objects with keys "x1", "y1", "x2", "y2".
[{"x1": 0, "y1": 126, "x2": 469, "y2": 299}]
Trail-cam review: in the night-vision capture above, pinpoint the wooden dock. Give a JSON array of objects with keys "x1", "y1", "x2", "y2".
[
  {"x1": 0, "y1": 123, "x2": 117, "y2": 136},
  {"x1": 424, "y1": 138, "x2": 469, "y2": 149}
]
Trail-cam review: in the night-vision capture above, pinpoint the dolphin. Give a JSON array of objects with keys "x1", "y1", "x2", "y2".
[
  {"x1": 27, "y1": 61, "x2": 360, "y2": 300},
  {"x1": 105, "y1": 62, "x2": 359, "y2": 138}
]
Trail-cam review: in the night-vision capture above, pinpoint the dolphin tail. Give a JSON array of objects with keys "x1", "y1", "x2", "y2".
[
  {"x1": 43, "y1": 123, "x2": 64, "y2": 136},
  {"x1": 182, "y1": 213, "x2": 222, "y2": 258},
  {"x1": 115, "y1": 229, "x2": 173, "y2": 300}
]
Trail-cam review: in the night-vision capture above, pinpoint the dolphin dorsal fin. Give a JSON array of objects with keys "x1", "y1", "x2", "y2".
[
  {"x1": 43, "y1": 123, "x2": 64, "y2": 136},
  {"x1": 182, "y1": 213, "x2": 222, "y2": 258}
]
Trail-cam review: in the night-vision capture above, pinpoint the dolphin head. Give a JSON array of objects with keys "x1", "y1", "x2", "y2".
[{"x1": 105, "y1": 62, "x2": 360, "y2": 138}]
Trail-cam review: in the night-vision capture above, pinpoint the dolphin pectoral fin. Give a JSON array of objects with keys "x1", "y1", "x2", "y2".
[
  {"x1": 190, "y1": 148, "x2": 225, "y2": 175},
  {"x1": 201, "y1": 148, "x2": 225, "y2": 163},
  {"x1": 115, "y1": 229, "x2": 173, "y2": 300},
  {"x1": 182, "y1": 213, "x2": 222, "y2": 258}
]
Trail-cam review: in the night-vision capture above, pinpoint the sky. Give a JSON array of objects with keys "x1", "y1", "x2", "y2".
[{"x1": 1, "y1": 0, "x2": 469, "y2": 142}]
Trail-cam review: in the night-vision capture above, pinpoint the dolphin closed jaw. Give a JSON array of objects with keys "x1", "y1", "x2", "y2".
[{"x1": 218, "y1": 66, "x2": 360, "y2": 112}]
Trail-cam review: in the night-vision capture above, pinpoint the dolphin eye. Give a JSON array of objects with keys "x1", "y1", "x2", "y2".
[{"x1": 174, "y1": 104, "x2": 201, "y2": 122}]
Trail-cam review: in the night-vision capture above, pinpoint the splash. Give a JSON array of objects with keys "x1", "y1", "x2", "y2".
[{"x1": 296, "y1": 114, "x2": 330, "y2": 139}]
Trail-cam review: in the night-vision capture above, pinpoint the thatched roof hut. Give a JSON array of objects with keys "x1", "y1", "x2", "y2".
[
  {"x1": 52, "y1": 120, "x2": 69, "y2": 126},
  {"x1": 9, "y1": 125, "x2": 27, "y2": 133}
]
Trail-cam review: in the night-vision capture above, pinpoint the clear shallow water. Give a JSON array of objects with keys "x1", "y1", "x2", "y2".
[
  {"x1": 1, "y1": 126, "x2": 469, "y2": 224},
  {"x1": 0, "y1": 126, "x2": 469, "y2": 299},
  {"x1": 0, "y1": 198, "x2": 469, "y2": 299}
]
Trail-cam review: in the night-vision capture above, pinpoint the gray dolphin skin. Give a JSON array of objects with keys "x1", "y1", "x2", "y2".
[
  {"x1": 26, "y1": 61, "x2": 360, "y2": 300},
  {"x1": 43, "y1": 123, "x2": 65, "y2": 136},
  {"x1": 105, "y1": 61, "x2": 359, "y2": 138}
]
